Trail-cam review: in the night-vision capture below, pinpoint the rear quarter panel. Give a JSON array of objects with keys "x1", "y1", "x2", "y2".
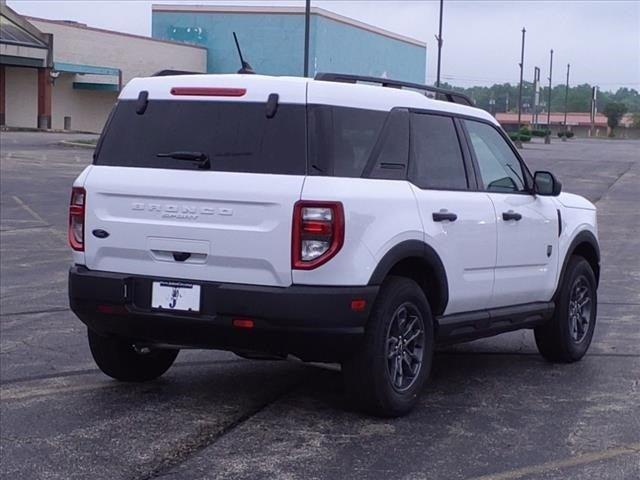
[{"x1": 293, "y1": 177, "x2": 423, "y2": 286}]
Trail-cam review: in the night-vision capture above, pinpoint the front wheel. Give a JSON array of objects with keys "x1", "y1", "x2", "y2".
[
  {"x1": 88, "y1": 329, "x2": 179, "y2": 381},
  {"x1": 535, "y1": 256, "x2": 597, "y2": 362},
  {"x1": 342, "y1": 276, "x2": 434, "y2": 417}
]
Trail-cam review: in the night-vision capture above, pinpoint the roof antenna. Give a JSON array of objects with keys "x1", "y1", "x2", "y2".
[{"x1": 233, "y1": 32, "x2": 255, "y2": 74}]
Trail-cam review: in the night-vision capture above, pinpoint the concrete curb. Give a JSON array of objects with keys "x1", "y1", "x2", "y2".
[{"x1": 59, "y1": 141, "x2": 96, "y2": 149}]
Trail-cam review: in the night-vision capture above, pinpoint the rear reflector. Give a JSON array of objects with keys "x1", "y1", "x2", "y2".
[
  {"x1": 170, "y1": 87, "x2": 246, "y2": 97},
  {"x1": 350, "y1": 299, "x2": 367, "y2": 312},
  {"x1": 232, "y1": 318, "x2": 255, "y2": 329},
  {"x1": 97, "y1": 304, "x2": 127, "y2": 314}
]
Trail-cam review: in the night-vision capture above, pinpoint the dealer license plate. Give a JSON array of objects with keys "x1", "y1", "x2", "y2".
[{"x1": 151, "y1": 282, "x2": 201, "y2": 312}]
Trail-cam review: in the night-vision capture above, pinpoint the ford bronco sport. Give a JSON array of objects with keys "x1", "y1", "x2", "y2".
[{"x1": 68, "y1": 72, "x2": 600, "y2": 417}]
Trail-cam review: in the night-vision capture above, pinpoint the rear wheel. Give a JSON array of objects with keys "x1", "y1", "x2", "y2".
[
  {"x1": 88, "y1": 329, "x2": 179, "y2": 381},
  {"x1": 342, "y1": 276, "x2": 434, "y2": 417},
  {"x1": 535, "y1": 256, "x2": 597, "y2": 362}
]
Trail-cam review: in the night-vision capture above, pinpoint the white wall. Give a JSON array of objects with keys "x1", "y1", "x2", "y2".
[
  {"x1": 29, "y1": 19, "x2": 207, "y2": 83},
  {"x1": 3, "y1": 19, "x2": 206, "y2": 132},
  {"x1": 5, "y1": 67, "x2": 38, "y2": 128},
  {"x1": 51, "y1": 73, "x2": 118, "y2": 132}
]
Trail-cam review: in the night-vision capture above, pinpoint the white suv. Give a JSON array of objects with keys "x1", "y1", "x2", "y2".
[{"x1": 68, "y1": 73, "x2": 600, "y2": 416}]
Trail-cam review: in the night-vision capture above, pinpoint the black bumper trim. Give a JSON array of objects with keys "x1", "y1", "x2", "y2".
[{"x1": 68, "y1": 266, "x2": 378, "y2": 361}]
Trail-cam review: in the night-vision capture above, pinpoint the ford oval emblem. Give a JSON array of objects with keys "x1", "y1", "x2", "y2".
[{"x1": 92, "y1": 229, "x2": 110, "y2": 239}]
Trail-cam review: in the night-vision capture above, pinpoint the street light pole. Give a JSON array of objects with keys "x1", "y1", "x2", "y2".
[
  {"x1": 435, "y1": 0, "x2": 444, "y2": 87},
  {"x1": 545, "y1": 49, "x2": 553, "y2": 144},
  {"x1": 516, "y1": 27, "x2": 526, "y2": 147},
  {"x1": 303, "y1": 0, "x2": 311, "y2": 77},
  {"x1": 563, "y1": 63, "x2": 570, "y2": 136}
]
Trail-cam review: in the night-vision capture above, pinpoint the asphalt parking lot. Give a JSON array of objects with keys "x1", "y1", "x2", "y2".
[{"x1": 1, "y1": 131, "x2": 639, "y2": 479}]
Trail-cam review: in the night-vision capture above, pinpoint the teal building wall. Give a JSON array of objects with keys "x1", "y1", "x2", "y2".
[{"x1": 151, "y1": 9, "x2": 426, "y2": 83}]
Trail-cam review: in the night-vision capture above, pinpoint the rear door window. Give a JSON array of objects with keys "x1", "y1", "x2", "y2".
[
  {"x1": 94, "y1": 100, "x2": 306, "y2": 175},
  {"x1": 307, "y1": 105, "x2": 386, "y2": 177},
  {"x1": 409, "y1": 113, "x2": 468, "y2": 190}
]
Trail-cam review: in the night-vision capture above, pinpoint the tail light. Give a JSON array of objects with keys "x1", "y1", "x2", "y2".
[
  {"x1": 68, "y1": 187, "x2": 86, "y2": 251},
  {"x1": 292, "y1": 201, "x2": 344, "y2": 270}
]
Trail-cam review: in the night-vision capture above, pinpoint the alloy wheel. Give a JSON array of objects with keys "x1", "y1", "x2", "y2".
[{"x1": 385, "y1": 302, "x2": 425, "y2": 392}]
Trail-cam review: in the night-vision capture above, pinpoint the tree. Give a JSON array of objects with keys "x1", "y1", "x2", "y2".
[{"x1": 603, "y1": 102, "x2": 627, "y2": 136}]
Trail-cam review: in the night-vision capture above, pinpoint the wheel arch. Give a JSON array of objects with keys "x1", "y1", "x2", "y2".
[
  {"x1": 556, "y1": 230, "x2": 600, "y2": 298},
  {"x1": 368, "y1": 240, "x2": 449, "y2": 316}
]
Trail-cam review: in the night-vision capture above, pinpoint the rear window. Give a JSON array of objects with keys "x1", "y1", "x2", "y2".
[{"x1": 94, "y1": 100, "x2": 306, "y2": 175}]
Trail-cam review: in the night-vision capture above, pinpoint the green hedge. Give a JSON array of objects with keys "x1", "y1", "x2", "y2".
[
  {"x1": 509, "y1": 132, "x2": 531, "y2": 142},
  {"x1": 531, "y1": 129, "x2": 550, "y2": 137},
  {"x1": 557, "y1": 131, "x2": 575, "y2": 138}
]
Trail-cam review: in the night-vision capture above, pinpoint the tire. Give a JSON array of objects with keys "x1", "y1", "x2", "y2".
[
  {"x1": 88, "y1": 329, "x2": 179, "y2": 382},
  {"x1": 342, "y1": 276, "x2": 434, "y2": 417},
  {"x1": 535, "y1": 256, "x2": 597, "y2": 363}
]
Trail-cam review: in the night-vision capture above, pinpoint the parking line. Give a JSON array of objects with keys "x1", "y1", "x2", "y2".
[
  {"x1": 11, "y1": 195, "x2": 66, "y2": 242},
  {"x1": 12, "y1": 195, "x2": 47, "y2": 225},
  {"x1": 466, "y1": 443, "x2": 640, "y2": 480}
]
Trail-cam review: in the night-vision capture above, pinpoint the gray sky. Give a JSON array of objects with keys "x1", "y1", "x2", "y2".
[{"x1": 7, "y1": 0, "x2": 640, "y2": 91}]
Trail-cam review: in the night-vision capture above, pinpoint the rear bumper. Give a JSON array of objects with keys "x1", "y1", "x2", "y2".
[{"x1": 68, "y1": 266, "x2": 378, "y2": 362}]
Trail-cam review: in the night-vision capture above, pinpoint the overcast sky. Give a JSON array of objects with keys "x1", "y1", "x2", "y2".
[{"x1": 7, "y1": 0, "x2": 640, "y2": 91}]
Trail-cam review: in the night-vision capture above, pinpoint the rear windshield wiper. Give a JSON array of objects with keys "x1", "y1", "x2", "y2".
[{"x1": 156, "y1": 151, "x2": 210, "y2": 169}]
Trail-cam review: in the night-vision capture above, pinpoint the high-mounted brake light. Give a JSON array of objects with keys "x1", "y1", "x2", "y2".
[
  {"x1": 170, "y1": 87, "x2": 246, "y2": 97},
  {"x1": 68, "y1": 187, "x2": 86, "y2": 251},
  {"x1": 292, "y1": 201, "x2": 344, "y2": 270}
]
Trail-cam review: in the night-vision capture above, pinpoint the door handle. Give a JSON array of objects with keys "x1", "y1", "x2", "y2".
[
  {"x1": 502, "y1": 211, "x2": 522, "y2": 221},
  {"x1": 432, "y1": 211, "x2": 458, "y2": 222}
]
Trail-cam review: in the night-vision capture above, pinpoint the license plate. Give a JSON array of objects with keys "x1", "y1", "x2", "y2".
[{"x1": 151, "y1": 282, "x2": 201, "y2": 312}]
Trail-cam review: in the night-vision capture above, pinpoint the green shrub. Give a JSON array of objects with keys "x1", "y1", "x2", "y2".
[
  {"x1": 531, "y1": 129, "x2": 549, "y2": 137},
  {"x1": 557, "y1": 131, "x2": 574, "y2": 138},
  {"x1": 509, "y1": 132, "x2": 531, "y2": 142}
]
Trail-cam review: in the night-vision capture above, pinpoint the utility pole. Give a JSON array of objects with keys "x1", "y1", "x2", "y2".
[
  {"x1": 590, "y1": 86, "x2": 596, "y2": 137},
  {"x1": 532, "y1": 66, "x2": 540, "y2": 129},
  {"x1": 516, "y1": 27, "x2": 526, "y2": 148},
  {"x1": 303, "y1": 0, "x2": 311, "y2": 77},
  {"x1": 563, "y1": 63, "x2": 570, "y2": 137},
  {"x1": 435, "y1": 0, "x2": 444, "y2": 87},
  {"x1": 545, "y1": 49, "x2": 553, "y2": 144}
]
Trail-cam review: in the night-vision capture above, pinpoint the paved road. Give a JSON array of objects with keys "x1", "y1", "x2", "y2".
[{"x1": 1, "y1": 131, "x2": 639, "y2": 479}]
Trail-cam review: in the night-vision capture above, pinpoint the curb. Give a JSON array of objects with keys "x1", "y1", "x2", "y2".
[{"x1": 59, "y1": 141, "x2": 96, "y2": 149}]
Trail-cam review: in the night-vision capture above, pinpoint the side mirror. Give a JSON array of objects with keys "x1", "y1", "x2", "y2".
[{"x1": 534, "y1": 171, "x2": 562, "y2": 196}]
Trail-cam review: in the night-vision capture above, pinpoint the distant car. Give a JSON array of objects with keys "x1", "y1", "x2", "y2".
[{"x1": 68, "y1": 73, "x2": 600, "y2": 417}]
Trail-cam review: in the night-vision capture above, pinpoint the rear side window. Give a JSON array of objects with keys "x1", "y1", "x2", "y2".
[
  {"x1": 409, "y1": 113, "x2": 468, "y2": 190},
  {"x1": 308, "y1": 105, "x2": 386, "y2": 177},
  {"x1": 94, "y1": 100, "x2": 306, "y2": 175}
]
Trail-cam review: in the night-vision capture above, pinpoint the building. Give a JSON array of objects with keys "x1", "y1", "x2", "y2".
[
  {"x1": 1, "y1": 2, "x2": 426, "y2": 133},
  {"x1": 152, "y1": 5, "x2": 426, "y2": 83},
  {"x1": 495, "y1": 112, "x2": 610, "y2": 138},
  {"x1": 1, "y1": 1, "x2": 207, "y2": 132}
]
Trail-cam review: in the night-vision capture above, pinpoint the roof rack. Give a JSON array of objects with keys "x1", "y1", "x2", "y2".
[
  {"x1": 152, "y1": 69, "x2": 200, "y2": 77},
  {"x1": 314, "y1": 72, "x2": 474, "y2": 107}
]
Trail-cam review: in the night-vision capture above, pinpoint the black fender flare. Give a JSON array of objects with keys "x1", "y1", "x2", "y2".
[
  {"x1": 554, "y1": 230, "x2": 600, "y2": 299},
  {"x1": 368, "y1": 239, "x2": 449, "y2": 315}
]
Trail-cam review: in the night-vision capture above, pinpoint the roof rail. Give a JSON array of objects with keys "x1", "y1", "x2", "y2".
[
  {"x1": 314, "y1": 72, "x2": 474, "y2": 107},
  {"x1": 152, "y1": 69, "x2": 200, "y2": 77}
]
